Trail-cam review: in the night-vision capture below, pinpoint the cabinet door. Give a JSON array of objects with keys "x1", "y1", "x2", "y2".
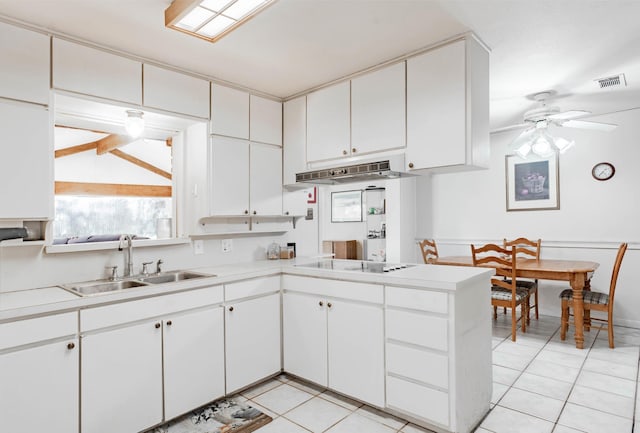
[
  {"x1": 210, "y1": 136, "x2": 250, "y2": 215},
  {"x1": 283, "y1": 292, "x2": 328, "y2": 386},
  {"x1": 250, "y1": 143, "x2": 282, "y2": 215},
  {"x1": 164, "y1": 307, "x2": 225, "y2": 420},
  {"x1": 351, "y1": 62, "x2": 406, "y2": 155},
  {"x1": 306, "y1": 81, "x2": 350, "y2": 162},
  {"x1": 211, "y1": 84, "x2": 249, "y2": 139},
  {"x1": 82, "y1": 321, "x2": 163, "y2": 433},
  {"x1": 328, "y1": 300, "x2": 385, "y2": 407},
  {"x1": 0, "y1": 21, "x2": 50, "y2": 105},
  {"x1": 283, "y1": 96, "x2": 307, "y2": 185},
  {"x1": 0, "y1": 339, "x2": 78, "y2": 433},
  {"x1": 143, "y1": 64, "x2": 210, "y2": 118},
  {"x1": 52, "y1": 38, "x2": 142, "y2": 105},
  {"x1": 250, "y1": 95, "x2": 282, "y2": 146},
  {"x1": 282, "y1": 189, "x2": 310, "y2": 216},
  {"x1": 0, "y1": 100, "x2": 51, "y2": 219},
  {"x1": 225, "y1": 293, "x2": 281, "y2": 393},
  {"x1": 406, "y1": 40, "x2": 466, "y2": 170}
]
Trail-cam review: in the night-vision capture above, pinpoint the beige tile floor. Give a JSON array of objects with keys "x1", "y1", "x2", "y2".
[{"x1": 239, "y1": 314, "x2": 639, "y2": 433}]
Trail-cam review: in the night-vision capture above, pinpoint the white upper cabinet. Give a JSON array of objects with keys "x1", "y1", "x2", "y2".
[
  {"x1": 351, "y1": 62, "x2": 406, "y2": 156},
  {"x1": 210, "y1": 136, "x2": 250, "y2": 215},
  {"x1": 283, "y1": 96, "x2": 307, "y2": 185},
  {"x1": 143, "y1": 64, "x2": 209, "y2": 118},
  {"x1": 0, "y1": 22, "x2": 50, "y2": 105},
  {"x1": 0, "y1": 100, "x2": 51, "y2": 220},
  {"x1": 406, "y1": 37, "x2": 489, "y2": 171},
  {"x1": 250, "y1": 95, "x2": 282, "y2": 146},
  {"x1": 306, "y1": 81, "x2": 351, "y2": 162},
  {"x1": 52, "y1": 38, "x2": 142, "y2": 105},
  {"x1": 211, "y1": 84, "x2": 249, "y2": 139},
  {"x1": 249, "y1": 143, "x2": 283, "y2": 215}
]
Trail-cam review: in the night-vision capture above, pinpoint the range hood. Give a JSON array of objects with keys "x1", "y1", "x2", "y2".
[{"x1": 296, "y1": 155, "x2": 415, "y2": 185}]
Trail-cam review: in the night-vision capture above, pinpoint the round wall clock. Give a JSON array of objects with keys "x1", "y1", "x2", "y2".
[{"x1": 592, "y1": 162, "x2": 615, "y2": 181}]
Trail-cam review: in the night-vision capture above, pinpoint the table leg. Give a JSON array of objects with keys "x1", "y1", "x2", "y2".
[
  {"x1": 571, "y1": 273, "x2": 586, "y2": 349},
  {"x1": 584, "y1": 278, "x2": 592, "y2": 332}
]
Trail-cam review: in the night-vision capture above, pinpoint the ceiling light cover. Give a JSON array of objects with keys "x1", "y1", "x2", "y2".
[
  {"x1": 165, "y1": 0, "x2": 277, "y2": 43},
  {"x1": 125, "y1": 110, "x2": 145, "y2": 138}
]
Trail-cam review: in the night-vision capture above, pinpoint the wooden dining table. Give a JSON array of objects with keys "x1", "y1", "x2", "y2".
[{"x1": 432, "y1": 256, "x2": 599, "y2": 349}]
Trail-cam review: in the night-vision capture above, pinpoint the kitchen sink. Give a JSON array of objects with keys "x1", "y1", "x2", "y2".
[
  {"x1": 62, "y1": 279, "x2": 149, "y2": 296},
  {"x1": 137, "y1": 271, "x2": 215, "y2": 284}
]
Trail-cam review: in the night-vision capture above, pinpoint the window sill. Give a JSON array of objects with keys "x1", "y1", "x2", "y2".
[{"x1": 45, "y1": 237, "x2": 191, "y2": 254}]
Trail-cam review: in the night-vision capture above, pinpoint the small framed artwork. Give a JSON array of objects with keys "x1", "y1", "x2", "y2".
[
  {"x1": 331, "y1": 190, "x2": 363, "y2": 222},
  {"x1": 505, "y1": 154, "x2": 559, "y2": 211}
]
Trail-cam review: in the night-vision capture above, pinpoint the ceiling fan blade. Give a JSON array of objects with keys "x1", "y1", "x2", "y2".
[
  {"x1": 491, "y1": 123, "x2": 530, "y2": 134},
  {"x1": 561, "y1": 119, "x2": 618, "y2": 132},
  {"x1": 548, "y1": 110, "x2": 591, "y2": 120}
]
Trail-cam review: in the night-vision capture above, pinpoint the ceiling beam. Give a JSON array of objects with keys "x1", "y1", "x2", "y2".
[
  {"x1": 55, "y1": 181, "x2": 171, "y2": 197},
  {"x1": 54, "y1": 142, "x2": 98, "y2": 158},
  {"x1": 96, "y1": 134, "x2": 135, "y2": 155},
  {"x1": 110, "y1": 149, "x2": 172, "y2": 180}
]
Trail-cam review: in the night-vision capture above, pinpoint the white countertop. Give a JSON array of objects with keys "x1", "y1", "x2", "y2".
[{"x1": 0, "y1": 258, "x2": 493, "y2": 322}]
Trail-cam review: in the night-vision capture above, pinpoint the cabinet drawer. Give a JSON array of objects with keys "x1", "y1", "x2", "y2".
[
  {"x1": 386, "y1": 286, "x2": 448, "y2": 314},
  {"x1": 387, "y1": 342, "x2": 448, "y2": 390},
  {"x1": 0, "y1": 312, "x2": 77, "y2": 350},
  {"x1": 225, "y1": 276, "x2": 280, "y2": 302},
  {"x1": 283, "y1": 275, "x2": 383, "y2": 304},
  {"x1": 387, "y1": 375, "x2": 449, "y2": 428},
  {"x1": 386, "y1": 309, "x2": 448, "y2": 351},
  {"x1": 81, "y1": 286, "x2": 223, "y2": 331}
]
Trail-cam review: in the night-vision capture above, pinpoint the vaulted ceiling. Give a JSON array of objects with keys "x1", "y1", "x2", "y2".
[{"x1": 1, "y1": 0, "x2": 639, "y2": 131}]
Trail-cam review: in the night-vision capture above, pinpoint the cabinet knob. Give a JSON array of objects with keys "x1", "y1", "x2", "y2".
[
  {"x1": 319, "y1": 301, "x2": 324, "y2": 307},
  {"x1": 285, "y1": 211, "x2": 290, "y2": 216},
  {"x1": 408, "y1": 162, "x2": 414, "y2": 169},
  {"x1": 253, "y1": 210, "x2": 257, "y2": 215},
  {"x1": 342, "y1": 150, "x2": 348, "y2": 155},
  {"x1": 166, "y1": 320, "x2": 172, "y2": 326},
  {"x1": 327, "y1": 302, "x2": 332, "y2": 308},
  {"x1": 244, "y1": 210, "x2": 249, "y2": 214},
  {"x1": 155, "y1": 322, "x2": 161, "y2": 329},
  {"x1": 351, "y1": 148, "x2": 357, "y2": 153},
  {"x1": 229, "y1": 306, "x2": 234, "y2": 312},
  {"x1": 67, "y1": 342, "x2": 75, "y2": 350}
]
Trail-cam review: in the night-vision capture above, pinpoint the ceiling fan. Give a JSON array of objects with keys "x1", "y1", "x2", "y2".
[{"x1": 500, "y1": 90, "x2": 618, "y2": 159}]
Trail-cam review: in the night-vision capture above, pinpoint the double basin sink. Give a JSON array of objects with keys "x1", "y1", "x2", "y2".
[{"x1": 60, "y1": 271, "x2": 215, "y2": 296}]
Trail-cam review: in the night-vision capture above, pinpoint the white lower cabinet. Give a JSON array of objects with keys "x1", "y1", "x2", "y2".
[
  {"x1": 282, "y1": 276, "x2": 385, "y2": 408},
  {"x1": 0, "y1": 338, "x2": 79, "y2": 433},
  {"x1": 225, "y1": 293, "x2": 281, "y2": 393},
  {"x1": 82, "y1": 320, "x2": 163, "y2": 433}
]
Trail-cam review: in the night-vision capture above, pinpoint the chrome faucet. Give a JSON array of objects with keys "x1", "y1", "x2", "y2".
[{"x1": 118, "y1": 234, "x2": 134, "y2": 277}]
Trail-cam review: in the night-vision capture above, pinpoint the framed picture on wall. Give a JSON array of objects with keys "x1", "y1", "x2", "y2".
[
  {"x1": 505, "y1": 154, "x2": 559, "y2": 211},
  {"x1": 331, "y1": 190, "x2": 363, "y2": 222}
]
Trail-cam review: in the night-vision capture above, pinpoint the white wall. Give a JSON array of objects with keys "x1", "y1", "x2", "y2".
[{"x1": 420, "y1": 108, "x2": 640, "y2": 327}]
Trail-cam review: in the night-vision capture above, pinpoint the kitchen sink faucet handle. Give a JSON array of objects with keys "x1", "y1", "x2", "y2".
[
  {"x1": 141, "y1": 261, "x2": 154, "y2": 276},
  {"x1": 156, "y1": 259, "x2": 164, "y2": 274},
  {"x1": 105, "y1": 266, "x2": 118, "y2": 281}
]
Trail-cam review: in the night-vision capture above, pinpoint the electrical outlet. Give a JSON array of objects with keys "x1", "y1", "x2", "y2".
[
  {"x1": 193, "y1": 239, "x2": 204, "y2": 255},
  {"x1": 222, "y1": 239, "x2": 233, "y2": 253}
]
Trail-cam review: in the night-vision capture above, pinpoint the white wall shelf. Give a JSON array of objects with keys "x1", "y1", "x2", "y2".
[{"x1": 45, "y1": 238, "x2": 191, "y2": 254}]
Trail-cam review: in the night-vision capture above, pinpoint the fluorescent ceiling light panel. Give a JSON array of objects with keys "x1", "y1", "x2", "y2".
[{"x1": 165, "y1": 0, "x2": 277, "y2": 43}]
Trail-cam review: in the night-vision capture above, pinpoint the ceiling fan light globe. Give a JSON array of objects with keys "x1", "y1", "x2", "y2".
[
  {"x1": 514, "y1": 142, "x2": 532, "y2": 159},
  {"x1": 531, "y1": 136, "x2": 554, "y2": 158},
  {"x1": 555, "y1": 137, "x2": 575, "y2": 154}
]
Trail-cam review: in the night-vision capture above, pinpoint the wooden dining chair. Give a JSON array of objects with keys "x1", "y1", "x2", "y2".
[
  {"x1": 559, "y1": 243, "x2": 628, "y2": 348},
  {"x1": 418, "y1": 239, "x2": 439, "y2": 264},
  {"x1": 503, "y1": 238, "x2": 541, "y2": 323},
  {"x1": 471, "y1": 243, "x2": 530, "y2": 341}
]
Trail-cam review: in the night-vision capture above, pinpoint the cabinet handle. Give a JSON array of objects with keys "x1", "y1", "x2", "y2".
[
  {"x1": 244, "y1": 210, "x2": 249, "y2": 214},
  {"x1": 67, "y1": 342, "x2": 75, "y2": 350},
  {"x1": 342, "y1": 150, "x2": 348, "y2": 155},
  {"x1": 319, "y1": 301, "x2": 324, "y2": 307},
  {"x1": 408, "y1": 162, "x2": 414, "y2": 169},
  {"x1": 229, "y1": 306, "x2": 234, "y2": 312},
  {"x1": 253, "y1": 210, "x2": 257, "y2": 215},
  {"x1": 351, "y1": 148, "x2": 357, "y2": 153},
  {"x1": 155, "y1": 322, "x2": 161, "y2": 329},
  {"x1": 327, "y1": 302, "x2": 332, "y2": 308},
  {"x1": 166, "y1": 320, "x2": 172, "y2": 326},
  {"x1": 285, "y1": 211, "x2": 290, "y2": 216}
]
